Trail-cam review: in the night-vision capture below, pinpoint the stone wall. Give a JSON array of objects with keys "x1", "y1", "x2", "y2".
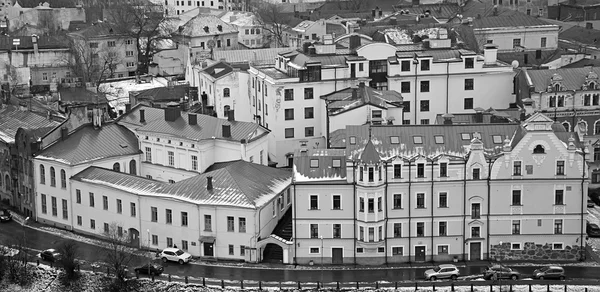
[{"x1": 489, "y1": 242, "x2": 584, "y2": 261}]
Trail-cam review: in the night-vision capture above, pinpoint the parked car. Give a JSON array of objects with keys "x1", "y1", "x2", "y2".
[
  {"x1": 587, "y1": 221, "x2": 600, "y2": 237},
  {"x1": 0, "y1": 209, "x2": 11, "y2": 222},
  {"x1": 532, "y1": 266, "x2": 566, "y2": 280},
  {"x1": 483, "y1": 265, "x2": 520, "y2": 280},
  {"x1": 588, "y1": 200, "x2": 596, "y2": 208},
  {"x1": 159, "y1": 248, "x2": 192, "y2": 265},
  {"x1": 424, "y1": 264, "x2": 460, "y2": 281},
  {"x1": 134, "y1": 263, "x2": 164, "y2": 276},
  {"x1": 40, "y1": 249, "x2": 61, "y2": 262}
]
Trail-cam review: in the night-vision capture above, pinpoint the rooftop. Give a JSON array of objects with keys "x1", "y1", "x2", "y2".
[
  {"x1": 293, "y1": 149, "x2": 347, "y2": 182},
  {"x1": 130, "y1": 84, "x2": 189, "y2": 102},
  {"x1": 559, "y1": 26, "x2": 600, "y2": 47},
  {"x1": 0, "y1": 35, "x2": 68, "y2": 50},
  {"x1": 219, "y1": 11, "x2": 261, "y2": 27},
  {"x1": 393, "y1": 3, "x2": 459, "y2": 20},
  {"x1": 212, "y1": 47, "x2": 292, "y2": 65},
  {"x1": 524, "y1": 67, "x2": 600, "y2": 92},
  {"x1": 472, "y1": 12, "x2": 555, "y2": 29},
  {"x1": 59, "y1": 87, "x2": 109, "y2": 105},
  {"x1": 561, "y1": 58, "x2": 600, "y2": 69},
  {"x1": 323, "y1": 83, "x2": 403, "y2": 115},
  {"x1": 179, "y1": 14, "x2": 238, "y2": 37},
  {"x1": 72, "y1": 160, "x2": 292, "y2": 209},
  {"x1": 0, "y1": 105, "x2": 61, "y2": 143},
  {"x1": 35, "y1": 123, "x2": 141, "y2": 166},
  {"x1": 434, "y1": 108, "x2": 521, "y2": 125},
  {"x1": 560, "y1": 0, "x2": 600, "y2": 7},
  {"x1": 497, "y1": 49, "x2": 562, "y2": 67},
  {"x1": 395, "y1": 48, "x2": 479, "y2": 63},
  {"x1": 69, "y1": 22, "x2": 126, "y2": 39},
  {"x1": 202, "y1": 61, "x2": 250, "y2": 79}
]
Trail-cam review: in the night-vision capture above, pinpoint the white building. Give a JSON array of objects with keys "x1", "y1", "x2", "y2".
[
  {"x1": 69, "y1": 160, "x2": 292, "y2": 261},
  {"x1": 162, "y1": 0, "x2": 244, "y2": 15},
  {"x1": 220, "y1": 11, "x2": 264, "y2": 49},
  {"x1": 117, "y1": 105, "x2": 270, "y2": 181}
]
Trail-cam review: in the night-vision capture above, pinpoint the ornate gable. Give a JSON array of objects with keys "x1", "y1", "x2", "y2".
[
  {"x1": 584, "y1": 70, "x2": 599, "y2": 91},
  {"x1": 523, "y1": 112, "x2": 553, "y2": 131},
  {"x1": 547, "y1": 73, "x2": 563, "y2": 92}
]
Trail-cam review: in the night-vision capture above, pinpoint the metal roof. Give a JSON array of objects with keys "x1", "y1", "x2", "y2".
[
  {"x1": 0, "y1": 105, "x2": 60, "y2": 144},
  {"x1": 525, "y1": 67, "x2": 600, "y2": 92},
  {"x1": 59, "y1": 87, "x2": 109, "y2": 105},
  {"x1": 322, "y1": 84, "x2": 403, "y2": 115},
  {"x1": 472, "y1": 12, "x2": 556, "y2": 29},
  {"x1": 72, "y1": 161, "x2": 292, "y2": 209},
  {"x1": 293, "y1": 149, "x2": 347, "y2": 182},
  {"x1": 213, "y1": 47, "x2": 291, "y2": 65},
  {"x1": 131, "y1": 84, "x2": 189, "y2": 102},
  {"x1": 36, "y1": 123, "x2": 141, "y2": 166}
]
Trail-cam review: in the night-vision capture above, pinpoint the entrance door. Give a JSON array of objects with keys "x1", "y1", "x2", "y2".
[
  {"x1": 203, "y1": 242, "x2": 214, "y2": 256},
  {"x1": 470, "y1": 242, "x2": 481, "y2": 261},
  {"x1": 332, "y1": 248, "x2": 343, "y2": 264},
  {"x1": 128, "y1": 228, "x2": 140, "y2": 248},
  {"x1": 287, "y1": 156, "x2": 294, "y2": 168},
  {"x1": 415, "y1": 246, "x2": 426, "y2": 262}
]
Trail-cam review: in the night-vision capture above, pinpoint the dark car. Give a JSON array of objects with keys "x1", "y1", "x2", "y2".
[
  {"x1": 40, "y1": 249, "x2": 61, "y2": 262},
  {"x1": 587, "y1": 221, "x2": 600, "y2": 237},
  {"x1": 134, "y1": 263, "x2": 164, "y2": 276},
  {"x1": 588, "y1": 200, "x2": 596, "y2": 208},
  {"x1": 0, "y1": 209, "x2": 11, "y2": 222},
  {"x1": 533, "y1": 266, "x2": 566, "y2": 280},
  {"x1": 483, "y1": 265, "x2": 520, "y2": 280}
]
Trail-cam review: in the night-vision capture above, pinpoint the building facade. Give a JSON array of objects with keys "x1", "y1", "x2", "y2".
[
  {"x1": 220, "y1": 11, "x2": 264, "y2": 49},
  {"x1": 163, "y1": 0, "x2": 244, "y2": 15},
  {"x1": 292, "y1": 113, "x2": 587, "y2": 265}
]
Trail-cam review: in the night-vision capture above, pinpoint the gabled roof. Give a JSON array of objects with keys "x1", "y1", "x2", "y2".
[
  {"x1": 202, "y1": 61, "x2": 249, "y2": 79},
  {"x1": 72, "y1": 161, "x2": 292, "y2": 209},
  {"x1": 59, "y1": 87, "x2": 109, "y2": 105},
  {"x1": 130, "y1": 84, "x2": 189, "y2": 102},
  {"x1": 68, "y1": 22, "x2": 126, "y2": 38},
  {"x1": 497, "y1": 49, "x2": 562, "y2": 67},
  {"x1": 0, "y1": 105, "x2": 61, "y2": 143},
  {"x1": 220, "y1": 11, "x2": 261, "y2": 27},
  {"x1": 121, "y1": 106, "x2": 266, "y2": 143},
  {"x1": 322, "y1": 83, "x2": 403, "y2": 115},
  {"x1": 212, "y1": 47, "x2": 292, "y2": 65},
  {"x1": 560, "y1": 0, "x2": 600, "y2": 7},
  {"x1": 472, "y1": 12, "x2": 555, "y2": 29},
  {"x1": 525, "y1": 67, "x2": 600, "y2": 92},
  {"x1": 35, "y1": 123, "x2": 141, "y2": 166},
  {"x1": 359, "y1": 139, "x2": 381, "y2": 164},
  {"x1": 434, "y1": 108, "x2": 520, "y2": 125},
  {"x1": 393, "y1": 3, "x2": 459, "y2": 20},
  {"x1": 294, "y1": 149, "x2": 347, "y2": 182},
  {"x1": 180, "y1": 14, "x2": 238, "y2": 37},
  {"x1": 559, "y1": 25, "x2": 600, "y2": 47},
  {"x1": 561, "y1": 58, "x2": 600, "y2": 69},
  {"x1": 0, "y1": 35, "x2": 68, "y2": 50}
]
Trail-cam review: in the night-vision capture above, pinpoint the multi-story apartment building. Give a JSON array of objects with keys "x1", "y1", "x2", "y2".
[
  {"x1": 68, "y1": 23, "x2": 138, "y2": 78},
  {"x1": 288, "y1": 19, "x2": 347, "y2": 48},
  {"x1": 68, "y1": 160, "x2": 292, "y2": 261},
  {"x1": 163, "y1": 0, "x2": 244, "y2": 15},
  {"x1": 292, "y1": 113, "x2": 588, "y2": 265},
  {"x1": 490, "y1": 0, "x2": 551, "y2": 18},
  {"x1": 176, "y1": 12, "x2": 239, "y2": 61},
  {"x1": 220, "y1": 11, "x2": 264, "y2": 49},
  {"x1": 117, "y1": 105, "x2": 270, "y2": 181}
]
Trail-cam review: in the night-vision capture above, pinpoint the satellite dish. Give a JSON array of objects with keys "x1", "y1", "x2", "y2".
[{"x1": 511, "y1": 60, "x2": 519, "y2": 68}]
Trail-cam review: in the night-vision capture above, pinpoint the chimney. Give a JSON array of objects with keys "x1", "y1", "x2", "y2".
[
  {"x1": 230, "y1": 15, "x2": 237, "y2": 22},
  {"x1": 352, "y1": 88, "x2": 358, "y2": 99},
  {"x1": 483, "y1": 44, "x2": 498, "y2": 65},
  {"x1": 164, "y1": 106, "x2": 180, "y2": 122},
  {"x1": 222, "y1": 124, "x2": 231, "y2": 138},
  {"x1": 474, "y1": 107, "x2": 484, "y2": 123},
  {"x1": 139, "y1": 109, "x2": 146, "y2": 123},
  {"x1": 442, "y1": 113, "x2": 454, "y2": 125},
  {"x1": 60, "y1": 127, "x2": 68, "y2": 140},
  {"x1": 349, "y1": 35, "x2": 361, "y2": 52},
  {"x1": 188, "y1": 113, "x2": 197, "y2": 125},
  {"x1": 125, "y1": 103, "x2": 131, "y2": 113},
  {"x1": 412, "y1": 0, "x2": 420, "y2": 5},
  {"x1": 206, "y1": 176, "x2": 213, "y2": 190},
  {"x1": 227, "y1": 109, "x2": 235, "y2": 121},
  {"x1": 359, "y1": 82, "x2": 365, "y2": 88},
  {"x1": 32, "y1": 34, "x2": 38, "y2": 55},
  {"x1": 587, "y1": 22, "x2": 593, "y2": 29}
]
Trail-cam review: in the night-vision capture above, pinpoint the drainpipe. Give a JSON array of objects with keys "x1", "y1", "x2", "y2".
[
  {"x1": 407, "y1": 160, "x2": 412, "y2": 264},
  {"x1": 445, "y1": 62, "x2": 449, "y2": 113},
  {"x1": 293, "y1": 181, "x2": 298, "y2": 265},
  {"x1": 414, "y1": 59, "x2": 419, "y2": 124},
  {"x1": 430, "y1": 157, "x2": 434, "y2": 263},
  {"x1": 353, "y1": 161, "x2": 357, "y2": 266},
  {"x1": 486, "y1": 157, "x2": 493, "y2": 261},
  {"x1": 138, "y1": 196, "x2": 142, "y2": 249},
  {"x1": 581, "y1": 150, "x2": 586, "y2": 261},
  {"x1": 326, "y1": 100, "x2": 331, "y2": 148},
  {"x1": 462, "y1": 157, "x2": 467, "y2": 261},
  {"x1": 197, "y1": 203, "x2": 201, "y2": 257},
  {"x1": 384, "y1": 161, "x2": 389, "y2": 266}
]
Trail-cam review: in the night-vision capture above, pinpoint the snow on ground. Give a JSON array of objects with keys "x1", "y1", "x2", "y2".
[
  {"x1": 100, "y1": 77, "x2": 171, "y2": 113},
  {"x1": 586, "y1": 207, "x2": 600, "y2": 255}
]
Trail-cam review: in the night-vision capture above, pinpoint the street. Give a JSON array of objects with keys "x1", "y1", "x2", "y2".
[{"x1": 1, "y1": 220, "x2": 600, "y2": 283}]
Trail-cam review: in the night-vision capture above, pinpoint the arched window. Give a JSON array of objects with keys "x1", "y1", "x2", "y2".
[
  {"x1": 40, "y1": 165, "x2": 46, "y2": 185},
  {"x1": 224, "y1": 105, "x2": 230, "y2": 118},
  {"x1": 129, "y1": 160, "x2": 136, "y2": 175},
  {"x1": 60, "y1": 169, "x2": 66, "y2": 188},
  {"x1": 595, "y1": 120, "x2": 600, "y2": 135},
  {"x1": 562, "y1": 122, "x2": 570, "y2": 132},
  {"x1": 554, "y1": 84, "x2": 560, "y2": 92},
  {"x1": 533, "y1": 145, "x2": 545, "y2": 154},
  {"x1": 590, "y1": 82, "x2": 597, "y2": 90},
  {"x1": 113, "y1": 162, "x2": 120, "y2": 172},
  {"x1": 50, "y1": 167, "x2": 56, "y2": 187},
  {"x1": 223, "y1": 88, "x2": 230, "y2": 97}
]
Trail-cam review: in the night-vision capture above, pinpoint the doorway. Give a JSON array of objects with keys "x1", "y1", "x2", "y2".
[
  {"x1": 470, "y1": 242, "x2": 481, "y2": 261},
  {"x1": 415, "y1": 246, "x2": 426, "y2": 262},
  {"x1": 203, "y1": 242, "x2": 214, "y2": 257},
  {"x1": 332, "y1": 248, "x2": 343, "y2": 264},
  {"x1": 128, "y1": 228, "x2": 139, "y2": 248}
]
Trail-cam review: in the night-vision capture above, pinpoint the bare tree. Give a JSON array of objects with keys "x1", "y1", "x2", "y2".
[
  {"x1": 255, "y1": 2, "x2": 294, "y2": 48},
  {"x1": 57, "y1": 240, "x2": 80, "y2": 282},
  {"x1": 107, "y1": 0, "x2": 177, "y2": 75},
  {"x1": 99, "y1": 222, "x2": 141, "y2": 289},
  {"x1": 61, "y1": 38, "x2": 121, "y2": 91}
]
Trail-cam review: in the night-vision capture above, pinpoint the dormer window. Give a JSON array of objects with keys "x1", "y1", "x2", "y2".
[
  {"x1": 332, "y1": 159, "x2": 341, "y2": 168},
  {"x1": 553, "y1": 84, "x2": 560, "y2": 92},
  {"x1": 533, "y1": 145, "x2": 545, "y2": 154},
  {"x1": 590, "y1": 82, "x2": 597, "y2": 90},
  {"x1": 368, "y1": 167, "x2": 374, "y2": 182},
  {"x1": 310, "y1": 159, "x2": 319, "y2": 168}
]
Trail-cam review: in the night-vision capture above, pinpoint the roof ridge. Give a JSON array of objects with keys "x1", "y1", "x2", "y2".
[{"x1": 222, "y1": 162, "x2": 257, "y2": 207}]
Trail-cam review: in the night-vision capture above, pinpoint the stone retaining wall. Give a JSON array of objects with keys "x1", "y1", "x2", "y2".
[{"x1": 490, "y1": 242, "x2": 584, "y2": 261}]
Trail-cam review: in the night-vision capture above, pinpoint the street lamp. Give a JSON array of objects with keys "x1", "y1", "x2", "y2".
[
  {"x1": 147, "y1": 229, "x2": 151, "y2": 276},
  {"x1": 22, "y1": 217, "x2": 29, "y2": 263}
]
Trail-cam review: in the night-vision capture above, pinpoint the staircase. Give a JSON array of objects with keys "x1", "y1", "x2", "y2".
[{"x1": 262, "y1": 209, "x2": 293, "y2": 263}]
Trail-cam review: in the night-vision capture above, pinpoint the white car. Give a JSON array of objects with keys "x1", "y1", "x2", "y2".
[{"x1": 159, "y1": 248, "x2": 192, "y2": 265}]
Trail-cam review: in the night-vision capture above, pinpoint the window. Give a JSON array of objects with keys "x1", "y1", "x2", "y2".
[
  {"x1": 333, "y1": 195, "x2": 341, "y2": 210},
  {"x1": 403, "y1": 101, "x2": 410, "y2": 113},
  {"x1": 359, "y1": 166, "x2": 363, "y2": 181},
  {"x1": 151, "y1": 207, "x2": 158, "y2": 222},
  {"x1": 420, "y1": 100, "x2": 429, "y2": 112},
  {"x1": 76, "y1": 190, "x2": 81, "y2": 204},
  {"x1": 378, "y1": 197, "x2": 382, "y2": 211},
  {"x1": 60, "y1": 169, "x2": 66, "y2": 188},
  {"x1": 284, "y1": 128, "x2": 294, "y2": 138},
  {"x1": 393, "y1": 194, "x2": 402, "y2": 209},
  {"x1": 511, "y1": 190, "x2": 522, "y2": 205},
  {"x1": 369, "y1": 60, "x2": 387, "y2": 73},
  {"x1": 359, "y1": 63, "x2": 364, "y2": 71},
  {"x1": 552, "y1": 243, "x2": 563, "y2": 250},
  {"x1": 333, "y1": 224, "x2": 341, "y2": 238},
  {"x1": 554, "y1": 219, "x2": 563, "y2": 234},
  {"x1": 369, "y1": 227, "x2": 375, "y2": 242},
  {"x1": 359, "y1": 197, "x2": 364, "y2": 212},
  {"x1": 62, "y1": 199, "x2": 68, "y2": 219},
  {"x1": 540, "y1": 37, "x2": 547, "y2": 48},
  {"x1": 471, "y1": 226, "x2": 481, "y2": 238},
  {"x1": 90, "y1": 219, "x2": 95, "y2": 229},
  {"x1": 511, "y1": 243, "x2": 521, "y2": 250},
  {"x1": 439, "y1": 192, "x2": 448, "y2": 208},
  {"x1": 359, "y1": 227, "x2": 364, "y2": 241},
  {"x1": 239, "y1": 245, "x2": 245, "y2": 255},
  {"x1": 89, "y1": 193, "x2": 95, "y2": 207},
  {"x1": 191, "y1": 155, "x2": 198, "y2": 171},
  {"x1": 533, "y1": 145, "x2": 545, "y2": 154},
  {"x1": 420, "y1": 81, "x2": 430, "y2": 92},
  {"x1": 400, "y1": 81, "x2": 410, "y2": 93},
  {"x1": 117, "y1": 199, "x2": 122, "y2": 214},
  {"x1": 284, "y1": 108, "x2": 294, "y2": 120},
  {"x1": 417, "y1": 163, "x2": 425, "y2": 177},
  {"x1": 554, "y1": 189, "x2": 565, "y2": 205},
  {"x1": 89, "y1": 42, "x2": 98, "y2": 48},
  {"x1": 368, "y1": 167, "x2": 374, "y2": 182},
  {"x1": 103, "y1": 196, "x2": 108, "y2": 210},
  {"x1": 393, "y1": 223, "x2": 402, "y2": 238},
  {"x1": 284, "y1": 89, "x2": 293, "y2": 101},
  {"x1": 512, "y1": 220, "x2": 521, "y2": 234},
  {"x1": 104, "y1": 223, "x2": 110, "y2": 234},
  {"x1": 332, "y1": 159, "x2": 341, "y2": 168},
  {"x1": 130, "y1": 202, "x2": 136, "y2": 217},
  {"x1": 421, "y1": 59, "x2": 430, "y2": 71},
  {"x1": 41, "y1": 194, "x2": 47, "y2": 214},
  {"x1": 472, "y1": 168, "x2": 480, "y2": 180},
  {"x1": 40, "y1": 165, "x2": 45, "y2": 184},
  {"x1": 204, "y1": 215, "x2": 212, "y2": 231},
  {"x1": 416, "y1": 222, "x2": 425, "y2": 237},
  {"x1": 304, "y1": 88, "x2": 314, "y2": 99},
  {"x1": 368, "y1": 198, "x2": 374, "y2": 213},
  {"x1": 464, "y1": 79, "x2": 474, "y2": 90},
  {"x1": 310, "y1": 224, "x2": 319, "y2": 238},
  {"x1": 465, "y1": 57, "x2": 474, "y2": 69},
  {"x1": 77, "y1": 216, "x2": 82, "y2": 226},
  {"x1": 464, "y1": 98, "x2": 473, "y2": 110},
  {"x1": 440, "y1": 162, "x2": 447, "y2": 177},
  {"x1": 556, "y1": 160, "x2": 565, "y2": 175},
  {"x1": 513, "y1": 161, "x2": 522, "y2": 176},
  {"x1": 416, "y1": 193, "x2": 425, "y2": 208},
  {"x1": 227, "y1": 216, "x2": 234, "y2": 231},
  {"x1": 401, "y1": 60, "x2": 410, "y2": 71},
  {"x1": 152, "y1": 235, "x2": 158, "y2": 245},
  {"x1": 239, "y1": 217, "x2": 246, "y2": 232},
  {"x1": 350, "y1": 136, "x2": 356, "y2": 144},
  {"x1": 310, "y1": 247, "x2": 320, "y2": 254},
  {"x1": 392, "y1": 246, "x2": 403, "y2": 255},
  {"x1": 168, "y1": 151, "x2": 174, "y2": 166},
  {"x1": 42, "y1": 72, "x2": 48, "y2": 81},
  {"x1": 513, "y1": 38, "x2": 521, "y2": 48},
  {"x1": 50, "y1": 167, "x2": 56, "y2": 187},
  {"x1": 166, "y1": 209, "x2": 172, "y2": 224},
  {"x1": 468, "y1": 202, "x2": 481, "y2": 221},
  {"x1": 393, "y1": 164, "x2": 401, "y2": 178},
  {"x1": 310, "y1": 195, "x2": 318, "y2": 210},
  {"x1": 223, "y1": 88, "x2": 230, "y2": 98},
  {"x1": 145, "y1": 147, "x2": 152, "y2": 162},
  {"x1": 126, "y1": 50, "x2": 134, "y2": 57},
  {"x1": 305, "y1": 107, "x2": 314, "y2": 119},
  {"x1": 438, "y1": 245, "x2": 449, "y2": 255},
  {"x1": 438, "y1": 221, "x2": 447, "y2": 236},
  {"x1": 181, "y1": 212, "x2": 188, "y2": 226}
]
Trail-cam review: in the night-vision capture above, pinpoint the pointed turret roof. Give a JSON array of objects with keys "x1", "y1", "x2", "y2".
[{"x1": 359, "y1": 139, "x2": 381, "y2": 164}]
